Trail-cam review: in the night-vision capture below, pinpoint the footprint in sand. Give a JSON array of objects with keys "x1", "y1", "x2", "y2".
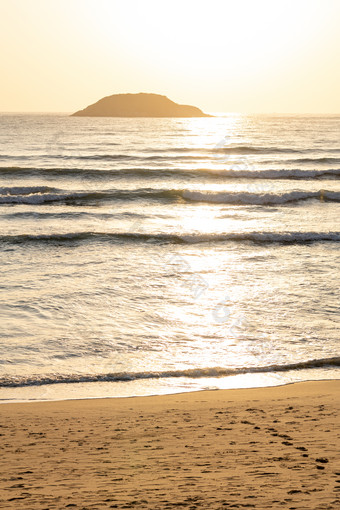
[{"x1": 315, "y1": 457, "x2": 329, "y2": 464}]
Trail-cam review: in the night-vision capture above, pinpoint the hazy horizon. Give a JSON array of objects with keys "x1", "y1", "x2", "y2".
[
  {"x1": 1, "y1": 107, "x2": 340, "y2": 115},
  {"x1": 1, "y1": 0, "x2": 340, "y2": 114}
]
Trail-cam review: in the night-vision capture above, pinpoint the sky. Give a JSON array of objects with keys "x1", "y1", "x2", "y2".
[{"x1": 1, "y1": 0, "x2": 340, "y2": 113}]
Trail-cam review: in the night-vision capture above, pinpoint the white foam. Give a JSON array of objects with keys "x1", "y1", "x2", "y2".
[
  {"x1": 182, "y1": 190, "x2": 340, "y2": 205},
  {"x1": 0, "y1": 186, "x2": 55, "y2": 196},
  {"x1": 0, "y1": 192, "x2": 88, "y2": 204}
]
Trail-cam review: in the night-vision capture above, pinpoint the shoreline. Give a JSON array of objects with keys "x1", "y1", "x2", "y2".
[
  {"x1": 0, "y1": 375, "x2": 339, "y2": 406},
  {"x1": 1, "y1": 380, "x2": 339, "y2": 509}
]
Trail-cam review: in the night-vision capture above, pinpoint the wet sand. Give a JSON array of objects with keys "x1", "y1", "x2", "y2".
[{"x1": 0, "y1": 380, "x2": 339, "y2": 509}]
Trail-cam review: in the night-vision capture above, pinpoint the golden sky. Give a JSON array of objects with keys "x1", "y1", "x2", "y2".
[{"x1": 1, "y1": 0, "x2": 340, "y2": 113}]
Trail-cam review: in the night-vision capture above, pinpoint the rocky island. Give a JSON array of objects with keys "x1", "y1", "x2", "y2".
[{"x1": 71, "y1": 93, "x2": 211, "y2": 117}]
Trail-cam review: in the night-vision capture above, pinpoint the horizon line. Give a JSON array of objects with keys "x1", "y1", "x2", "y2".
[{"x1": 1, "y1": 111, "x2": 340, "y2": 116}]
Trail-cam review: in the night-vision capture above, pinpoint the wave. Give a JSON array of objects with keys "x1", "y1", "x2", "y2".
[
  {"x1": 2, "y1": 152, "x2": 340, "y2": 165},
  {"x1": 198, "y1": 168, "x2": 340, "y2": 180},
  {"x1": 0, "y1": 191, "x2": 93, "y2": 205},
  {"x1": 286, "y1": 157, "x2": 340, "y2": 165},
  {"x1": 0, "y1": 152, "x2": 265, "y2": 163},
  {"x1": 0, "y1": 186, "x2": 56, "y2": 195},
  {"x1": 145, "y1": 146, "x2": 305, "y2": 155},
  {"x1": 1, "y1": 187, "x2": 340, "y2": 206},
  {"x1": 0, "y1": 154, "x2": 136, "y2": 162},
  {"x1": 2, "y1": 166, "x2": 340, "y2": 180},
  {"x1": 2, "y1": 145, "x2": 340, "y2": 159},
  {"x1": 1, "y1": 231, "x2": 340, "y2": 246},
  {"x1": 0, "y1": 146, "x2": 307, "y2": 161},
  {"x1": 1, "y1": 356, "x2": 339, "y2": 388},
  {"x1": 1, "y1": 211, "x2": 145, "y2": 220},
  {"x1": 147, "y1": 146, "x2": 340, "y2": 155},
  {"x1": 182, "y1": 190, "x2": 340, "y2": 205},
  {"x1": 0, "y1": 188, "x2": 180, "y2": 205}
]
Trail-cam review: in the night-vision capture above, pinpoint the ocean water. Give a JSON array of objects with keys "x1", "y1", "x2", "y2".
[{"x1": 0, "y1": 113, "x2": 339, "y2": 402}]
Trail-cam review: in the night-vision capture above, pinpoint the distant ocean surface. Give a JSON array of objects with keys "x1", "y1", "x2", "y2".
[{"x1": 0, "y1": 113, "x2": 339, "y2": 402}]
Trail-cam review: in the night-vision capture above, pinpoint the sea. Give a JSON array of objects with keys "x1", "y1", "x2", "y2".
[{"x1": 0, "y1": 113, "x2": 339, "y2": 402}]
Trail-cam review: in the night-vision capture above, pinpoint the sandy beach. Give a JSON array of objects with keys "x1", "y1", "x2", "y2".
[{"x1": 0, "y1": 381, "x2": 339, "y2": 510}]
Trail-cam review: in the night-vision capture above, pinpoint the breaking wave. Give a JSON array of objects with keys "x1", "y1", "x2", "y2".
[
  {"x1": 1, "y1": 187, "x2": 340, "y2": 206},
  {"x1": 1, "y1": 356, "x2": 339, "y2": 388},
  {"x1": 1, "y1": 231, "x2": 340, "y2": 246},
  {"x1": 1, "y1": 166, "x2": 340, "y2": 180},
  {"x1": 0, "y1": 185, "x2": 57, "y2": 195},
  {"x1": 182, "y1": 190, "x2": 340, "y2": 205}
]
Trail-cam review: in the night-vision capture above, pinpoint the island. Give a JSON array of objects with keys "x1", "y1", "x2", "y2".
[{"x1": 71, "y1": 93, "x2": 211, "y2": 117}]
